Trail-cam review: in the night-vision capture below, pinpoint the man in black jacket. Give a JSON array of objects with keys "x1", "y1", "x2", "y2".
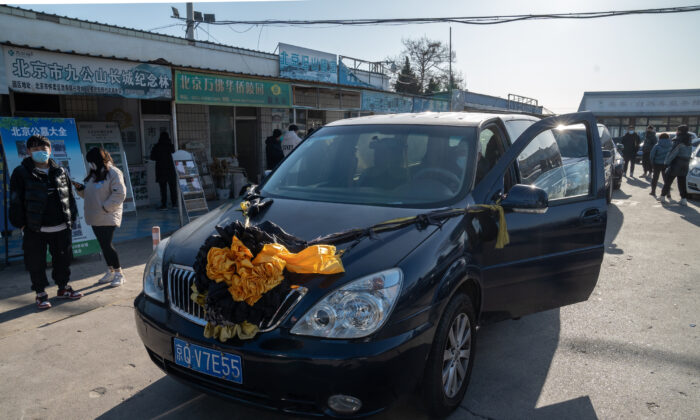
[
  {"x1": 621, "y1": 125, "x2": 641, "y2": 178},
  {"x1": 265, "y1": 129, "x2": 284, "y2": 169},
  {"x1": 149, "y1": 132, "x2": 177, "y2": 210},
  {"x1": 9, "y1": 135, "x2": 83, "y2": 309}
]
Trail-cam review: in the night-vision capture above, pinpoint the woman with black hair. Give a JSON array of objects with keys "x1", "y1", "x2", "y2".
[{"x1": 73, "y1": 147, "x2": 127, "y2": 286}]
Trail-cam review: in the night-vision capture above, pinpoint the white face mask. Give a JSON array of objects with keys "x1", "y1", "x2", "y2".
[{"x1": 88, "y1": 162, "x2": 97, "y2": 170}]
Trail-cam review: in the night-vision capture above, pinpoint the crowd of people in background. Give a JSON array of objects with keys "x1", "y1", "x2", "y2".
[
  {"x1": 619, "y1": 124, "x2": 694, "y2": 206},
  {"x1": 266, "y1": 124, "x2": 319, "y2": 170}
]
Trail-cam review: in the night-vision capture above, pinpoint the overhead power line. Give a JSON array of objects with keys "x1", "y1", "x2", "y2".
[{"x1": 171, "y1": 5, "x2": 700, "y2": 27}]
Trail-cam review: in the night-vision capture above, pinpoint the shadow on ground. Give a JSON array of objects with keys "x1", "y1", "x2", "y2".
[{"x1": 96, "y1": 309, "x2": 597, "y2": 419}]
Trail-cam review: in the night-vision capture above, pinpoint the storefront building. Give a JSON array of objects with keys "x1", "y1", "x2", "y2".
[
  {"x1": 578, "y1": 89, "x2": 700, "y2": 137},
  {"x1": 1, "y1": 44, "x2": 174, "y2": 207}
]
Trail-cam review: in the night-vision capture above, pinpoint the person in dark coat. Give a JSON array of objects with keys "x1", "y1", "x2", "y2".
[
  {"x1": 660, "y1": 125, "x2": 693, "y2": 206},
  {"x1": 9, "y1": 135, "x2": 83, "y2": 309},
  {"x1": 265, "y1": 129, "x2": 284, "y2": 169},
  {"x1": 150, "y1": 132, "x2": 177, "y2": 210},
  {"x1": 649, "y1": 133, "x2": 672, "y2": 197},
  {"x1": 641, "y1": 125, "x2": 657, "y2": 178},
  {"x1": 620, "y1": 125, "x2": 640, "y2": 177}
]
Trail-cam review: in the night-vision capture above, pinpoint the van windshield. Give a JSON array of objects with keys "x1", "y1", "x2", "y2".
[{"x1": 261, "y1": 124, "x2": 476, "y2": 207}]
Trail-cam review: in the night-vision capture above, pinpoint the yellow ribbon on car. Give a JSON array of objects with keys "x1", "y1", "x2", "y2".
[
  {"x1": 469, "y1": 204, "x2": 510, "y2": 249},
  {"x1": 204, "y1": 321, "x2": 259, "y2": 342},
  {"x1": 206, "y1": 236, "x2": 344, "y2": 306}
]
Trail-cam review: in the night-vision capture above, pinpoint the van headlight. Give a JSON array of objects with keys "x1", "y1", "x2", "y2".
[
  {"x1": 142, "y1": 237, "x2": 169, "y2": 303},
  {"x1": 290, "y1": 268, "x2": 402, "y2": 339}
]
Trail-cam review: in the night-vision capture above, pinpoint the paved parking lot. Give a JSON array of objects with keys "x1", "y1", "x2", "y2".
[{"x1": 0, "y1": 177, "x2": 698, "y2": 419}]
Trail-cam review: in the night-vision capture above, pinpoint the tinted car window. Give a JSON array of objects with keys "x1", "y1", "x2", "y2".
[
  {"x1": 517, "y1": 128, "x2": 591, "y2": 200},
  {"x1": 474, "y1": 128, "x2": 505, "y2": 185},
  {"x1": 262, "y1": 125, "x2": 476, "y2": 207}
]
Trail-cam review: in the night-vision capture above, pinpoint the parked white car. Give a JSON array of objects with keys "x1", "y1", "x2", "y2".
[{"x1": 687, "y1": 146, "x2": 700, "y2": 197}]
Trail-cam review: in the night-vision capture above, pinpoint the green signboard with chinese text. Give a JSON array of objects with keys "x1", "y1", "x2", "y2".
[{"x1": 174, "y1": 71, "x2": 292, "y2": 108}]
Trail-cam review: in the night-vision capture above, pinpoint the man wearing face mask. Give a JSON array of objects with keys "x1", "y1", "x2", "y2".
[
  {"x1": 9, "y1": 135, "x2": 82, "y2": 310},
  {"x1": 620, "y1": 125, "x2": 641, "y2": 178}
]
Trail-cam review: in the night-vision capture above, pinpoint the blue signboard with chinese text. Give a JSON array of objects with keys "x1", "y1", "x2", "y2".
[
  {"x1": 279, "y1": 43, "x2": 338, "y2": 84},
  {"x1": 3, "y1": 46, "x2": 172, "y2": 99},
  {"x1": 361, "y1": 90, "x2": 414, "y2": 114}
]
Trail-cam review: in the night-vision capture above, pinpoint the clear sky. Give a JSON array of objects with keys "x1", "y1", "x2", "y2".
[{"x1": 12, "y1": 0, "x2": 700, "y2": 113}]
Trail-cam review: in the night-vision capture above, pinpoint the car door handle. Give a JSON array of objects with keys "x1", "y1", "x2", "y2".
[{"x1": 580, "y1": 208, "x2": 602, "y2": 224}]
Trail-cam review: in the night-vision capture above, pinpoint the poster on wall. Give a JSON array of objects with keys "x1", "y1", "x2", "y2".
[
  {"x1": 270, "y1": 109, "x2": 288, "y2": 133},
  {"x1": 0, "y1": 117, "x2": 100, "y2": 258},
  {"x1": 77, "y1": 122, "x2": 136, "y2": 213},
  {"x1": 128, "y1": 164, "x2": 149, "y2": 206},
  {"x1": 3, "y1": 46, "x2": 172, "y2": 99},
  {"x1": 278, "y1": 43, "x2": 338, "y2": 84}
]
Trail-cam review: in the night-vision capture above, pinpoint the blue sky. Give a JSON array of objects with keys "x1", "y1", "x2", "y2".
[{"x1": 14, "y1": 0, "x2": 700, "y2": 113}]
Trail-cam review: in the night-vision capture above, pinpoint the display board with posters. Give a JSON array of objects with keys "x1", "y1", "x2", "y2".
[
  {"x1": 77, "y1": 122, "x2": 136, "y2": 213},
  {"x1": 278, "y1": 43, "x2": 338, "y2": 84},
  {"x1": 3, "y1": 46, "x2": 172, "y2": 99},
  {"x1": 0, "y1": 117, "x2": 100, "y2": 258}
]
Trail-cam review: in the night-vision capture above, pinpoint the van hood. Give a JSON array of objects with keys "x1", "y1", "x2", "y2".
[{"x1": 164, "y1": 197, "x2": 443, "y2": 281}]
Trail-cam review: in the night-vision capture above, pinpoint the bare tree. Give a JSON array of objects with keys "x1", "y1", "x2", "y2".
[{"x1": 401, "y1": 36, "x2": 450, "y2": 93}]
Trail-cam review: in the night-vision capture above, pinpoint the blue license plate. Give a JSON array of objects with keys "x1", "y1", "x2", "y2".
[{"x1": 173, "y1": 338, "x2": 243, "y2": 384}]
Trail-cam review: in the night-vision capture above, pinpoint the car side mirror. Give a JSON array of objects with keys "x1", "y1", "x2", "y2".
[
  {"x1": 602, "y1": 150, "x2": 613, "y2": 159},
  {"x1": 262, "y1": 169, "x2": 272, "y2": 180},
  {"x1": 500, "y1": 184, "x2": 548, "y2": 214}
]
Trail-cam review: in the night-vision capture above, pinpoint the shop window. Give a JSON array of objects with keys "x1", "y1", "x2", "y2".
[
  {"x1": 340, "y1": 91, "x2": 361, "y2": 109},
  {"x1": 12, "y1": 92, "x2": 60, "y2": 115},
  {"x1": 0, "y1": 94, "x2": 10, "y2": 116},
  {"x1": 318, "y1": 89, "x2": 341, "y2": 109},
  {"x1": 236, "y1": 107, "x2": 257, "y2": 118},
  {"x1": 141, "y1": 100, "x2": 171, "y2": 115},
  {"x1": 293, "y1": 87, "x2": 317, "y2": 108},
  {"x1": 669, "y1": 117, "x2": 683, "y2": 129},
  {"x1": 63, "y1": 95, "x2": 98, "y2": 120},
  {"x1": 209, "y1": 106, "x2": 235, "y2": 158}
]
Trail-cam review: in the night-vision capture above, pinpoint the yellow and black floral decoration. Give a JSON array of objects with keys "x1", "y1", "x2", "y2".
[{"x1": 191, "y1": 193, "x2": 509, "y2": 343}]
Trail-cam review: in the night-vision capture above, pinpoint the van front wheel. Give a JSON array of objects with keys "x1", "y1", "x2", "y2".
[{"x1": 422, "y1": 293, "x2": 476, "y2": 418}]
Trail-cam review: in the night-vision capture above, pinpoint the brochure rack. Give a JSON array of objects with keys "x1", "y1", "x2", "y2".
[{"x1": 172, "y1": 150, "x2": 209, "y2": 224}]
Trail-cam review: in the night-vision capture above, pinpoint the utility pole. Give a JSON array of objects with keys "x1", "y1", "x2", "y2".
[
  {"x1": 186, "y1": 3, "x2": 195, "y2": 41},
  {"x1": 449, "y1": 26, "x2": 453, "y2": 111}
]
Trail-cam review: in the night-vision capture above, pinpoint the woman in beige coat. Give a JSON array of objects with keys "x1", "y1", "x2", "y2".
[{"x1": 73, "y1": 147, "x2": 127, "y2": 287}]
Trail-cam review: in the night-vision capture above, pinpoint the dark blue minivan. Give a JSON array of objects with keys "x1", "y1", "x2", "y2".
[{"x1": 134, "y1": 111, "x2": 607, "y2": 418}]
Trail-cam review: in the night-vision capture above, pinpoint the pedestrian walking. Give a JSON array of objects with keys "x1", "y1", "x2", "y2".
[
  {"x1": 265, "y1": 128, "x2": 284, "y2": 169},
  {"x1": 649, "y1": 132, "x2": 672, "y2": 197},
  {"x1": 660, "y1": 125, "x2": 693, "y2": 206},
  {"x1": 621, "y1": 125, "x2": 640, "y2": 178},
  {"x1": 281, "y1": 124, "x2": 302, "y2": 157},
  {"x1": 9, "y1": 135, "x2": 83, "y2": 309},
  {"x1": 150, "y1": 132, "x2": 177, "y2": 210},
  {"x1": 73, "y1": 147, "x2": 127, "y2": 287},
  {"x1": 641, "y1": 125, "x2": 657, "y2": 177}
]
